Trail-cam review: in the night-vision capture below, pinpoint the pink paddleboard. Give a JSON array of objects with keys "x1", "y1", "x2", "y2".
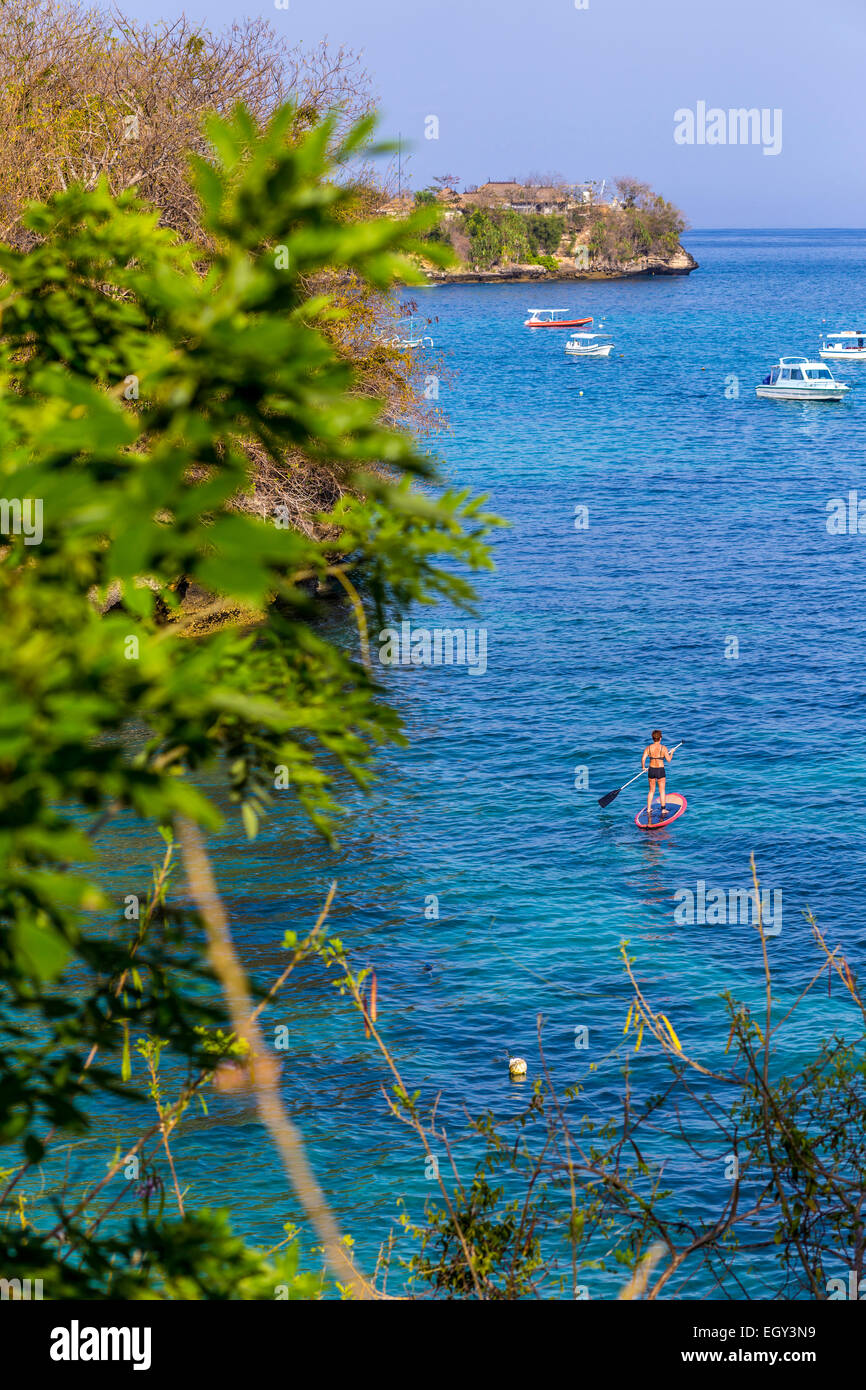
[{"x1": 635, "y1": 792, "x2": 687, "y2": 830}]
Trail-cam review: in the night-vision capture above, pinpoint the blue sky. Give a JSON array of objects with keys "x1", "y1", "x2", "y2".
[{"x1": 129, "y1": 0, "x2": 864, "y2": 227}]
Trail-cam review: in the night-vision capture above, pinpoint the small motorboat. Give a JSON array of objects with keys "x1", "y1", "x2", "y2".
[
  {"x1": 565, "y1": 331, "x2": 613, "y2": 357},
  {"x1": 525, "y1": 308, "x2": 593, "y2": 329},
  {"x1": 756, "y1": 356, "x2": 849, "y2": 402},
  {"x1": 819, "y1": 330, "x2": 866, "y2": 361}
]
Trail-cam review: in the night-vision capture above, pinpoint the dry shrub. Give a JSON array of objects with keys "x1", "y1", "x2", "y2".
[
  {"x1": 0, "y1": 0, "x2": 373, "y2": 250},
  {"x1": 0, "y1": 2, "x2": 445, "y2": 556}
]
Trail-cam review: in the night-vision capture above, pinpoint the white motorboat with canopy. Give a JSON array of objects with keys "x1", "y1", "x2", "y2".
[
  {"x1": 564, "y1": 331, "x2": 613, "y2": 357},
  {"x1": 756, "y1": 356, "x2": 849, "y2": 402},
  {"x1": 819, "y1": 330, "x2": 866, "y2": 361}
]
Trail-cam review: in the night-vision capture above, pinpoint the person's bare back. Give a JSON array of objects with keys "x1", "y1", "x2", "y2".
[{"x1": 641, "y1": 729, "x2": 674, "y2": 813}]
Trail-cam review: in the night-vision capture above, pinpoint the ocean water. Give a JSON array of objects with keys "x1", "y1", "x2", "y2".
[{"x1": 71, "y1": 230, "x2": 866, "y2": 1297}]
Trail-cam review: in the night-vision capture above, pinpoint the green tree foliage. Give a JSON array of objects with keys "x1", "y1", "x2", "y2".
[
  {"x1": 585, "y1": 177, "x2": 686, "y2": 263},
  {"x1": 0, "y1": 103, "x2": 497, "y2": 1295},
  {"x1": 412, "y1": 189, "x2": 452, "y2": 245},
  {"x1": 523, "y1": 212, "x2": 565, "y2": 254},
  {"x1": 396, "y1": 1108, "x2": 552, "y2": 1298},
  {"x1": 460, "y1": 208, "x2": 566, "y2": 269},
  {"x1": 464, "y1": 209, "x2": 504, "y2": 269}
]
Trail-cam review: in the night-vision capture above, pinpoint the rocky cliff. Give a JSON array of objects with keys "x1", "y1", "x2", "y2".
[{"x1": 424, "y1": 243, "x2": 697, "y2": 285}]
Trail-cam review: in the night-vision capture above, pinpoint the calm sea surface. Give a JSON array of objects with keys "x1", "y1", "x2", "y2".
[{"x1": 79, "y1": 230, "x2": 866, "y2": 1297}]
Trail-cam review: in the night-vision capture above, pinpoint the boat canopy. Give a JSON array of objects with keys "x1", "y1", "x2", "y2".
[{"x1": 767, "y1": 361, "x2": 835, "y2": 381}]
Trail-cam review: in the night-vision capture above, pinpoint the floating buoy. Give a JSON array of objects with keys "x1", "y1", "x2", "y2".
[{"x1": 508, "y1": 1056, "x2": 527, "y2": 1080}]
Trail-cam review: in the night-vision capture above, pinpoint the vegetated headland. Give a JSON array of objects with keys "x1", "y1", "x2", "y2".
[{"x1": 381, "y1": 175, "x2": 697, "y2": 282}]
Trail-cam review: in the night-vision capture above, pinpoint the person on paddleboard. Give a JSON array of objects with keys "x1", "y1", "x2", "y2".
[{"x1": 642, "y1": 730, "x2": 674, "y2": 817}]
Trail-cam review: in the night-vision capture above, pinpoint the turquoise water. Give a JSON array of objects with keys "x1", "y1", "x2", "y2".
[{"x1": 82, "y1": 231, "x2": 866, "y2": 1296}]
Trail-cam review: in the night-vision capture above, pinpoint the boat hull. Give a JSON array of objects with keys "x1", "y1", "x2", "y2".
[
  {"x1": 756, "y1": 385, "x2": 849, "y2": 401},
  {"x1": 565, "y1": 344, "x2": 612, "y2": 357},
  {"x1": 820, "y1": 348, "x2": 866, "y2": 361},
  {"x1": 525, "y1": 317, "x2": 593, "y2": 329}
]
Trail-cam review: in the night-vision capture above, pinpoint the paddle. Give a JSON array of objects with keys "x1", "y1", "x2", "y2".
[{"x1": 597, "y1": 741, "x2": 684, "y2": 809}]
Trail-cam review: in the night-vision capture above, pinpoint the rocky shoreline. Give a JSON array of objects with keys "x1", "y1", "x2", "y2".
[{"x1": 423, "y1": 245, "x2": 698, "y2": 286}]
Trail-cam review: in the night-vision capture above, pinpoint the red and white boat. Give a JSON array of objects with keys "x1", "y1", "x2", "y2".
[{"x1": 524, "y1": 307, "x2": 593, "y2": 329}]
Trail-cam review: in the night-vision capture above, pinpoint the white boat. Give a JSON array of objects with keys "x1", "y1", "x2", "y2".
[
  {"x1": 564, "y1": 331, "x2": 613, "y2": 357},
  {"x1": 389, "y1": 331, "x2": 433, "y2": 350},
  {"x1": 819, "y1": 330, "x2": 866, "y2": 361},
  {"x1": 382, "y1": 315, "x2": 433, "y2": 350},
  {"x1": 756, "y1": 357, "x2": 849, "y2": 402}
]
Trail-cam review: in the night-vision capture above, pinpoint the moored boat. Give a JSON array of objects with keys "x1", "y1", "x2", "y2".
[
  {"x1": 382, "y1": 315, "x2": 433, "y2": 349},
  {"x1": 564, "y1": 331, "x2": 613, "y2": 357},
  {"x1": 819, "y1": 330, "x2": 866, "y2": 361},
  {"x1": 756, "y1": 356, "x2": 849, "y2": 402},
  {"x1": 525, "y1": 307, "x2": 593, "y2": 329}
]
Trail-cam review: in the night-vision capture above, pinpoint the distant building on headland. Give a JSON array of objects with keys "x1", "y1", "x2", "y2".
[
  {"x1": 462, "y1": 182, "x2": 604, "y2": 214},
  {"x1": 378, "y1": 179, "x2": 619, "y2": 218}
]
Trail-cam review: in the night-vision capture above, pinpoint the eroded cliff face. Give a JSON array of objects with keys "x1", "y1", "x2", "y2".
[
  {"x1": 566, "y1": 245, "x2": 698, "y2": 278},
  {"x1": 423, "y1": 243, "x2": 698, "y2": 284}
]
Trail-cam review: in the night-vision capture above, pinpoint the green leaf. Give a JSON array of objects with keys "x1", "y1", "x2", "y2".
[
  {"x1": 13, "y1": 921, "x2": 70, "y2": 981},
  {"x1": 241, "y1": 803, "x2": 259, "y2": 841},
  {"x1": 121, "y1": 1024, "x2": 132, "y2": 1083}
]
